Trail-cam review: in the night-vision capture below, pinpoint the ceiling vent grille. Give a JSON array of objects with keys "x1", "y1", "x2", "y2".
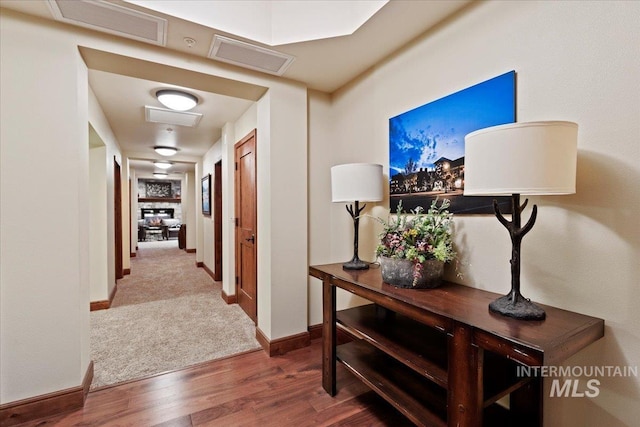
[
  {"x1": 47, "y1": 0, "x2": 167, "y2": 46},
  {"x1": 208, "y1": 35, "x2": 295, "y2": 76},
  {"x1": 145, "y1": 107, "x2": 202, "y2": 128}
]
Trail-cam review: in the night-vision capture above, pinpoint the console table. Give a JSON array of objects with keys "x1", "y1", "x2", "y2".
[{"x1": 309, "y1": 263, "x2": 604, "y2": 427}]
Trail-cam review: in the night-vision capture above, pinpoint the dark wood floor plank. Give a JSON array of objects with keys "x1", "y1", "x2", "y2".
[{"x1": 15, "y1": 340, "x2": 407, "y2": 427}]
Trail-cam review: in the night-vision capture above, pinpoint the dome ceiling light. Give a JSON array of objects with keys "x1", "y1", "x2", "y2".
[
  {"x1": 154, "y1": 161, "x2": 172, "y2": 169},
  {"x1": 156, "y1": 89, "x2": 198, "y2": 111},
  {"x1": 154, "y1": 146, "x2": 178, "y2": 156},
  {"x1": 153, "y1": 172, "x2": 168, "y2": 178}
]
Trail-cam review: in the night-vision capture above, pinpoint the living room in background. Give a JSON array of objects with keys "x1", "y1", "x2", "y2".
[{"x1": 137, "y1": 178, "x2": 183, "y2": 242}]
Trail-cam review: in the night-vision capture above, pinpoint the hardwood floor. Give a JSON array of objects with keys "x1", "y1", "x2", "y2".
[{"x1": 18, "y1": 340, "x2": 412, "y2": 426}]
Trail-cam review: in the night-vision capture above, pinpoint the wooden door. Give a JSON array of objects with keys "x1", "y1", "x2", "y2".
[
  {"x1": 114, "y1": 157, "x2": 123, "y2": 280},
  {"x1": 235, "y1": 130, "x2": 257, "y2": 322},
  {"x1": 214, "y1": 160, "x2": 223, "y2": 281}
]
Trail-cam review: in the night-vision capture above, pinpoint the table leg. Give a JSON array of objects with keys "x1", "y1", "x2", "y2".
[
  {"x1": 322, "y1": 279, "x2": 336, "y2": 396},
  {"x1": 511, "y1": 376, "x2": 542, "y2": 426},
  {"x1": 448, "y1": 322, "x2": 483, "y2": 427}
]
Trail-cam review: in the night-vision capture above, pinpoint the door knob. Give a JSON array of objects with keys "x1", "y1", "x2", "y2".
[{"x1": 246, "y1": 235, "x2": 255, "y2": 243}]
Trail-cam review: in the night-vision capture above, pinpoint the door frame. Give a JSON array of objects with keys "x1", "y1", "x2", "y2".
[
  {"x1": 235, "y1": 129, "x2": 258, "y2": 322},
  {"x1": 114, "y1": 157, "x2": 123, "y2": 281},
  {"x1": 214, "y1": 160, "x2": 223, "y2": 281}
]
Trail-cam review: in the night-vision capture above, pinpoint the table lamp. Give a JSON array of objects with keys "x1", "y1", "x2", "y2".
[
  {"x1": 464, "y1": 121, "x2": 578, "y2": 320},
  {"x1": 331, "y1": 163, "x2": 384, "y2": 270}
]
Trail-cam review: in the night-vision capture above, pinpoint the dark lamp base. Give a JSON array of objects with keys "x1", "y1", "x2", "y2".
[
  {"x1": 342, "y1": 258, "x2": 370, "y2": 270},
  {"x1": 489, "y1": 292, "x2": 546, "y2": 320}
]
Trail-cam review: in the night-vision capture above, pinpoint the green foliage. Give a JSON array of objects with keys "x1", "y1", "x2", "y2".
[{"x1": 375, "y1": 199, "x2": 456, "y2": 263}]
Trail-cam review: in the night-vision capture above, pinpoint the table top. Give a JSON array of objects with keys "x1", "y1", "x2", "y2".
[{"x1": 310, "y1": 263, "x2": 604, "y2": 365}]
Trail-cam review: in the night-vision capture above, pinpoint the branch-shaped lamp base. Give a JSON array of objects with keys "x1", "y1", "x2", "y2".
[
  {"x1": 342, "y1": 201, "x2": 369, "y2": 270},
  {"x1": 342, "y1": 257, "x2": 370, "y2": 270},
  {"x1": 489, "y1": 291, "x2": 545, "y2": 320},
  {"x1": 490, "y1": 194, "x2": 546, "y2": 320}
]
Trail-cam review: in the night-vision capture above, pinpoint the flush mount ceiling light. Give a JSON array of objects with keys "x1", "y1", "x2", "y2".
[
  {"x1": 154, "y1": 161, "x2": 172, "y2": 169},
  {"x1": 154, "y1": 146, "x2": 178, "y2": 156},
  {"x1": 156, "y1": 89, "x2": 198, "y2": 111},
  {"x1": 153, "y1": 172, "x2": 168, "y2": 178}
]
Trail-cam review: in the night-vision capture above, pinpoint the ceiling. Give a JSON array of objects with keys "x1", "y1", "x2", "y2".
[{"x1": 0, "y1": 0, "x2": 472, "y2": 176}]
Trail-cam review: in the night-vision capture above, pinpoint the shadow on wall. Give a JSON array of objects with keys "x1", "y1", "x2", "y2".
[
  {"x1": 531, "y1": 150, "x2": 640, "y2": 307},
  {"x1": 544, "y1": 329, "x2": 640, "y2": 427},
  {"x1": 539, "y1": 150, "x2": 640, "y2": 426},
  {"x1": 566, "y1": 150, "x2": 639, "y2": 245}
]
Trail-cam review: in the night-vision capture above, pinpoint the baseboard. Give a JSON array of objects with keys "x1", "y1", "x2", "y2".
[
  {"x1": 185, "y1": 248, "x2": 196, "y2": 253},
  {"x1": 256, "y1": 328, "x2": 311, "y2": 356},
  {"x1": 123, "y1": 268, "x2": 131, "y2": 275},
  {"x1": 130, "y1": 252, "x2": 136, "y2": 257},
  {"x1": 198, "y1": 263, "x2": 216, "y2": 281},
  {"x1": 83, "y1": 360, "x2": 94, "y2": 400},
  {"x1": 308, "y1": 324, "x2": 323, "y2": 340},
  {"x1": 221, "y1": 289, "x2": 237, "y2": 304},
  {"x1": 0, "y1": 361, "x2": 93, "y2": 426},
  {"x1": 196, "y1": 261, "x2": 204, "y2": 267},
  {"x1": 307, "y1": 323, "x2": 353, "y2": 344},
  {"x1": 90, "y1": 300, "x2": 109, "y2": 311},
  {"x1": 89, "y1": 283, "x2": 118, "y2": 311}
]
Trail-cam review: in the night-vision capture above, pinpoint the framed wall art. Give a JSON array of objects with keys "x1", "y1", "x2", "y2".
[
  {"x1": 389, "y1": 70, "x2": 516, "y2": 214},
  {"x1": 201, "y1": 174, "x2": 211, "y2": 216},
  {"x1": 145, "y1": 181, "x2": 172, "y2": 198}
]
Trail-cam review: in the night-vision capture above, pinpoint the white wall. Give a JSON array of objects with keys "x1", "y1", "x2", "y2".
[
  {"x1": 307, "y1": 91, "x2": 372, "y2": 318},
  {"x1": 201, "y1": 104, "x2": 257, "y2": 281},
  {"x1": 120, "y1": 156, "x2": 131, "y2": 271},
  {"x1": 185, "y1": 170, "x2": 196, "y2": 251},
  {"x1": 130, "y1": 168, "x2": 138, "y2": 254},
  {"x1": 307, "y1": 90, "x2": 333, "y2": 324},
  {"x1": 309, "y1": 2, "x2": 640, "y2": 426},
  {"x1": 217, "y1": 103, "x2": 258, "y2": 298},
  {"x1": 206, "y1": 89, "x2": 309, "y2": 342},
  {"x1": 0, "y1": 13, "x2": 90, "y2": 402},
  {"x1": 255, "y1": 87, "x2": 308, "y2": 340},
  {"x1": 201, "y1": 141, "x2": 222, "y2": 269},
  {"x1": 88, "y1": 86, "x2": 123, "y2": 299},
  {"x1": 89, "y1": 141, "x2": 108, "y2": 302},
  {"x1": 220, "y1": 122, "x2": 237, "y2": 298},
  {"x1": 1, "y1": 6, "x2": 309, "y2": 404}
]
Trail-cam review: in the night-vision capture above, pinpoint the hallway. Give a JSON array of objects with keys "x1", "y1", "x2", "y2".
[{"x1": 90, "y1": 241, "x2": 260, "y2": 389}]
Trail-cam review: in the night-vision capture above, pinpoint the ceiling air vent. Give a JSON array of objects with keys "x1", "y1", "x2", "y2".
[
  {"x1": 47, "y1": 0, "x2": 167, "y2": 46},
  {"x1": 145, "y1": 107, "x2": 202, "y2": 128},
  {"x1": 208, "y1": 35, "x2": 295, "y2": 76}
]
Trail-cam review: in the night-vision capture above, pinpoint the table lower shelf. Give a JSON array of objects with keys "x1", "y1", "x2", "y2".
[
  {"x1": 336, "y1": 304, "x2": 535, "y2": 427},
  {"x1": 337, "y1": 340, "x2": 447, "y2": 427}
]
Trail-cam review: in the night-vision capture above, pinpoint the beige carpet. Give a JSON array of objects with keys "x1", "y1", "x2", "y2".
[{"x1": 90, "y1": 240, "x2": 260, "y2": 389}]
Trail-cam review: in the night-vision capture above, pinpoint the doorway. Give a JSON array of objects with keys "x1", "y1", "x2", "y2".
[
  {"x1": 214, "y1": 160, "x2": 223, "y2": 281},
  {"x1": 114, "y1": 157, "x2": 123, "y2": 281},
  {"x1": 235, "y1": 129, "x2": 257, "y2": 323}
]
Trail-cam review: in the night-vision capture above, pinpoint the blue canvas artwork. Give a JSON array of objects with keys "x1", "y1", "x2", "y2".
[{"x1": 389, "y1": 71, "x2": 516, "y2": 214}]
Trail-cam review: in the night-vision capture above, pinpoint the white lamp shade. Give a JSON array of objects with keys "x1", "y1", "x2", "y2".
[
  {"x1": 464, "y1": 121, "x2": 578, "y2": 196},
  {"x1": 331, "y1": 163, "x2": 383, "y2": 202}
]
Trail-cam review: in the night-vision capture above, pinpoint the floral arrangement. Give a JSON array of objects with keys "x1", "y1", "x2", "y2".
[{"x1": 375, "y1": 199, "x2": 456, "y2": 282}]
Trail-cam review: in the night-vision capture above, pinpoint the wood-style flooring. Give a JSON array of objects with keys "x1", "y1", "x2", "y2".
[{"x1": 19, "y1": 339, "x2": 412, "y2": 426}]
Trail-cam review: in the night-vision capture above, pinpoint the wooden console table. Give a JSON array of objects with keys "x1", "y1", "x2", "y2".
[{"x1": 309, "y1": 263, "x2": 604, "y2": 427}]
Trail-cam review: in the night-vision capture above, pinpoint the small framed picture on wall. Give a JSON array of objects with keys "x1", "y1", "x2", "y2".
[{"x1": 201, "y1": 174, "x2": 211, "y2": 216}]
